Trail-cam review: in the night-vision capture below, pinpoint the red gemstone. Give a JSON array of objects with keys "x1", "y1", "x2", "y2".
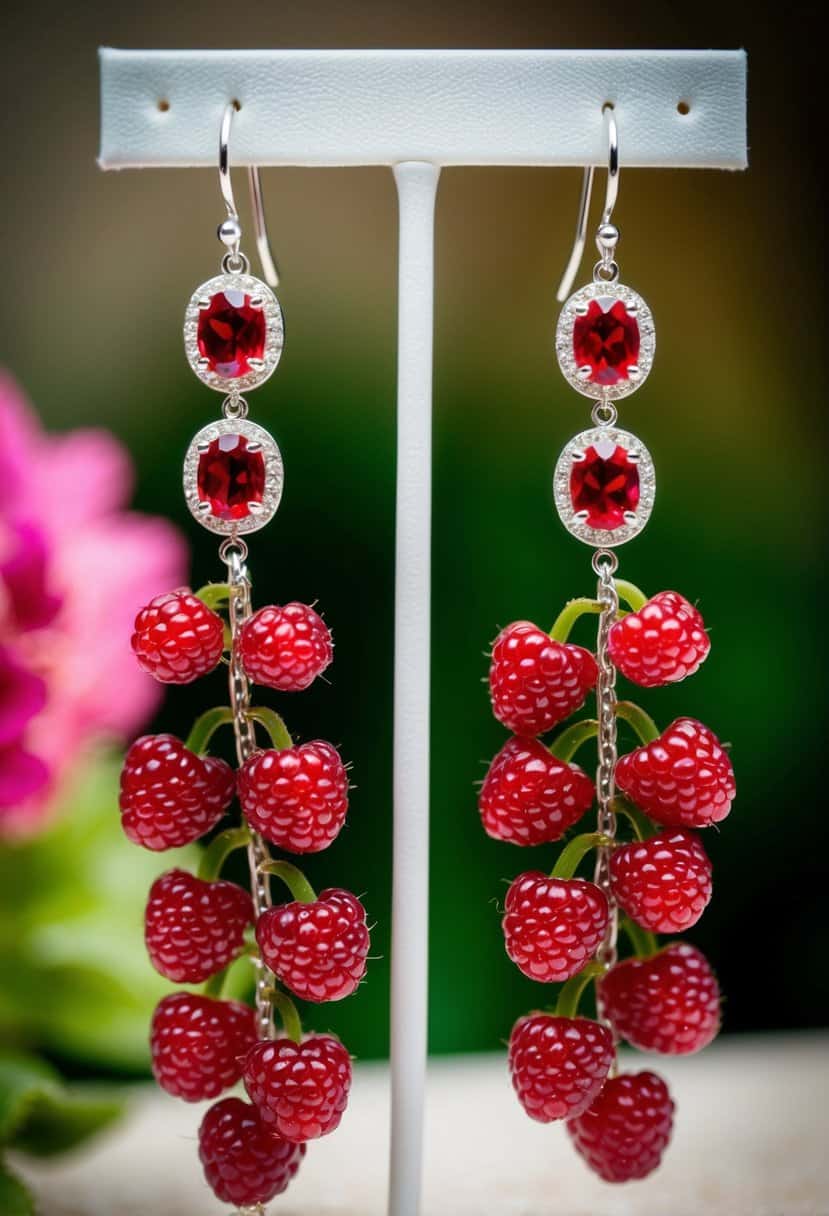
[
  {"x1": 197, "y1": 435, "x2": 266, "y2": 521},
  {"x1": 570, "y1": 440, "x2": 640, "y2": 530},
  {"x1": 573, "y1": 297, "x2": 640, "y2": 386},
  {"x1": 197, "y1": 292, "x2": 266, "y2": 378}
]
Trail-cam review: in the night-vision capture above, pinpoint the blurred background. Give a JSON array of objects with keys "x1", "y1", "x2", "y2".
[{"x1": 1, "y1": 0, "x2": 825, "y2": 1195}]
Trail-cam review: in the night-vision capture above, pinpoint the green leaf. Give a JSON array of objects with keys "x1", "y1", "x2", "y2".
[
  {"x1": 0, "y1": 1160, "x2": 33, "y2": 1216},
  {"x1": 0, "y1": 1050, "x2": 122, "y2": 1158}
]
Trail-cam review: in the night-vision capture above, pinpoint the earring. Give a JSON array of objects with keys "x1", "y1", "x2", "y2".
[
  {"x1": 120, "y1": 104, "x2": 369, "y2": 1211},
  {"x1": 478, "y1": 106, "x2": 734, "y2": 1183}
]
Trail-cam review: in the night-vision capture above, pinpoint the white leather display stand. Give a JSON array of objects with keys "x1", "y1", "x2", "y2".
[{"x1": 98, "y1": 48, "x2": 747, "y2": 1216}]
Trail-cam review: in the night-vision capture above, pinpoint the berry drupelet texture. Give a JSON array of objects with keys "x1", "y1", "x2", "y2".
[
  {"x1": 610, "y1": 829, "x2": 712, "y2": 933},
  {"x1": 131, "y1": 590, "x2": 225, "y2": 684},
  {"x1": 198, "y1": 1097, "x2": 306, "y2": 1207},
  {"x1": 479, "y1": 736, "x2": 594, "y2": 846},
  {"x1": 615, "y1": 717, "x2": 736, "y2": 829},
  {"x1": 119, "y1": 734, "x2": 235, "y2": 851},
  {"x1": 150, "y1": 993, "x2": 256, "y2": 1102},
  {"x1": 502, "y1": 872, "x2": 609, "y2": 983},
  {"x1": 608, "y1": 591, "x2": 710, "y2": 688},
  {"x1": 508, "y1": 1014, "x2": 614, "y2": 1122},
  {"x1": 238, "y1": 601, "x2": 333, "y2": 691},
  {"x1": 256, "y1": 888, "x2": 370, "y2": 1003},
  {"x1": 567, "y1": 1070, "x2": 675, "y2": 1183},
  {"x1": 144, "y1": 868, "x2": 253, "y2": 983},
  {"x1": 243, "y1": 1034, "x2": 352, "y2": 1143},
  {"x1": 239, "y1": 740, "x2": 349, "y2": 853},
  {"x1": 489, "y1": 621, "x2": 598, "y2": 736}
]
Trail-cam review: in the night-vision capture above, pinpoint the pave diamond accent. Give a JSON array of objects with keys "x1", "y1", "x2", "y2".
[
  {"x1": 184, "y1": 273, "x2": 284, "y2": 394},
  {"x1": 183, "y1": 418, "x2": 284, "y2": 536},
  {"x1": 556, "y1": 281, "x2": 655, "y2": 401},
  {"x1": 554, "y1": 427, "x2": 655, "y2": 547}
]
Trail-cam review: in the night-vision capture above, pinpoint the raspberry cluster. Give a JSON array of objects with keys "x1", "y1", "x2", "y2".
[
  {"x1": 124, "y1": 587, "x2": 369, "y2": 1209},
  {"x1": 481, "y1": 586, "x2": 734, "y2": 1184}
]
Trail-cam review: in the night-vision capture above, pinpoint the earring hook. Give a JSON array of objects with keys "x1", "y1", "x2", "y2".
[
  {"x1": 555, "y1": 105, "x2": 619, "y2": 302},
  {"x1": 218, "y1": 102, "x2": 280, "y2": 288}
]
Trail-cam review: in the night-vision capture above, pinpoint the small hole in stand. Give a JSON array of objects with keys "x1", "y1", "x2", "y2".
[
  {"x1": 603, "y1": 100, "x2": 615, "y2": 111},
  {"x1": 157, "y1": 99, "x2": 170, "y2": 113},
  {"x1": 677, "y1": 100, "x2": 691, "y2": 116},
  {"x1": 232, "y1": 99, "x2": 242, "y2": 112}
]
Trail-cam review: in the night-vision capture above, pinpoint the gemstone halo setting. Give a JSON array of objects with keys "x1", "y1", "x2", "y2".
[
  {"x1": 556, "y1": 281, "x2": 655, "y2": 401},
  {"x1": 184, "y1": 272, "x2": 284, "y2": 394},
  {"x1": 553, "y1": 426, "x2": 655, "y2": 547},
  {"x1": 183, "y1": 417, "x2": 284, "y2": 536}
]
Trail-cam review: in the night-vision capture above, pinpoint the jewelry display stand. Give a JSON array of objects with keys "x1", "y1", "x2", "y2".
[{"x1": 98, "y1": 48, "x2": 747, "y2": 1216}]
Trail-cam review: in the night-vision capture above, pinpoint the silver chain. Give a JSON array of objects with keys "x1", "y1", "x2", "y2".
[
  {"x1": 222, "y1": 538, "x2": 275, "y2": 1041},
  {"x1": 592, "y1": 548, "x2": 619, "y2": 968}
]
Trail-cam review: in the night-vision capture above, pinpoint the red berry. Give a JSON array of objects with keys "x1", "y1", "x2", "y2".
[
  {"x1": 609, "y1": 591, "x2": 710, "y2": 688},
  {"x1": 599, "y1": 942, "x2": 721, "y2": 1055},
  {"x1": 150, "y1": 993, "x2": 256, "y2": 1101},
  {"x1": 238, "y1": 602, "x2": 333, "y2": 691},
  {"x1": 567, "y1": 1071, "x2": 674, "y2": 1182},
  {"x1": 479, "y1": 736, "x2": 594, "y2": 846},
  {"x1": 508, "y1": 1014, "x2": 614, "y2": 1122},
  {"x1": 243, "y1": 1034, "x2": 352, "y2": 1142},
  {"x1": 489, "y1": 621, "x2": 598, "y2": 736},
  {"x1": 239, "y1": 741, "x2": 348, "y2": 853},
  {"x1": 144, "y1": 868, "x2": 253, "y2": 983},
  {"x1": 119, "y1": 734, "x2": 235, "y2": 850},
  {"x1": 611, "y1": 829, "x2": 712, "y2": 933},
  {"x1": 198, "y1": 1097, "x2": 305, "y2": 1207},
  {"x1": 131, "y1": 589, "x2": 224, "y2": 684},
  {"x1": 503, "y1": 872, "x2": 609, "y2": 983},
  {"x1": 615, "y1": 717, "x2": 735, "y2": 829},
  {"x1": 256, "y1": 889, "x2": 370, "y2": 1003}
]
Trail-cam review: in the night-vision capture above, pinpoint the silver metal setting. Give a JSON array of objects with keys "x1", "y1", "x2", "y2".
[
  {"x1": 593, "y1": 556, "x2": 619, "y2": 969},
  {"x1": 183, "y1": 272, "x2": 284, "y2": 394},
  {"x1": 553, "y1": 425, "x2": 655, "y2": 547},
  {"x1": 183, "y1": 416, "x2": 284, "y2": 536},
  {"x1": 555, "y1": 280, "x2": 655, "y2": 401}
]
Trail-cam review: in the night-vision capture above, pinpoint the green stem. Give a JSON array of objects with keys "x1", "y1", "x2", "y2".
[
  {"x1": 611, "y1": 795, "x2": 656, "y2": 843},
  {"x1": 195, "y1": 582, "x2": 231, "y2": 611},
  {"x1": 549, "y1": 718, "x2": 599, "y2": 763},
  {"x1": 551, "y1": 832, "x2": 612, "y2": 881},
  {"x1": 260, "y1": 860, "x2": 317, "y2": 904},
  {"x1": 613, "y1": 579, "x2": 649, "y2": 613},
  {"x1": 198, "y1": 826, "x2": 252, "y2": 882},
  {"x1": 185, "y1": 706, "x2": 235, "y2": 755},
  {"x1": 266, "y1": 989, "x2": 303, "y2": 1044},
  {"x1": 549, "y1": 597, "x2": 603, "y2": 643},
  {"x1": 615, "y1": 701, "x2": 660, "y2": 745},
  {"x1": 554, "y1": 961, "x2": 607, "y2": 1020},
  {"x1": 247, "y1": 706, "x2": 293, "y2": 751},
  {"x1": 203, "y1": 966, "x2": 230, "y2": 1000},
  {"x1": 620, "y1": 916, "x2": 659, "y2": 959}
]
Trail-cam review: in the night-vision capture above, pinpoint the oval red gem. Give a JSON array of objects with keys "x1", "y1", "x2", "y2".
[
  {"x1": 570, "y1": 440, "x2": 640, "y2": 530},
  {"x1": 573, "y1": 297, "x2": 640, "y2": 386},
  {"x1": 197, "y1": 291, "x2": 266, "y2": 378},
  {"x1": 197, "y1": 434, "x2": 266, "y2": 521}
]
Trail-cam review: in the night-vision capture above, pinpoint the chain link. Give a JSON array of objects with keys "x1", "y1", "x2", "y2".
[
  {"x1": 592, "y1": 549, "x2": 619, "y2": 968},
  {"x1": 223, "y1": 541, "x2": 275, "y2": 1040}
]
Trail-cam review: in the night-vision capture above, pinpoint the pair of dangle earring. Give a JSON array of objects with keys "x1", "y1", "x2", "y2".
[
  {"x1": 119, "y1": 104, "x2": 370, "y2": 1213},
  {"x1": 480, "y1": 107, "x2": 736, "y2": 1184}
]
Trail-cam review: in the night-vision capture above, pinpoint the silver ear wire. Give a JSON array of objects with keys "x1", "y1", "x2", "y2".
[
  {"x1": 218, "y1": 102, "x2": 280, "y2": 287},
  {"x1": 556, "y1": 105, "x2": 619, "y2": 302}
]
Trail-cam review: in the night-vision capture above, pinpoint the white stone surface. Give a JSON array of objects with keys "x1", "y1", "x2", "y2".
[{"x1": 17, "y1": 1034, "x2": 829, "y2": 1215}]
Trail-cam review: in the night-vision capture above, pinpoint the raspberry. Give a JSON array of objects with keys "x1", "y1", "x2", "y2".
[
  {"x1": 503, "y1": 872, "x2": 609, "y2": 983},
  {"x1": 144, "y1": 868, "x2": 253, "y2": 983},
  {"x1": 489, "y1": 621, "x2": 598, "y2": 736},
  {"x1": 198, "y1": 1097, "x2": 305, "y2": 1207},
  {"x1": 599, "y1": 942, "x2": 721, "y2": 1055},
  {"x1": 615, "y1": 717, "x2": 735, "y2": 829},
  {"x1": 479, "y1": 736, "x2": 594, "y2": 846},
  {"x1": 131, "y1": 589, "x2": 224, "y2": 684},
  {"x1": 150, "y1": 993, "x2": 256, "y2": 1101},
  {"x1": 609, "y1": 591, "x2": 710, "y2": 688},
  {"x1": 243, "y1": 1034, "x2": 352, "y2": 1142},
  {"x1": 610, "y1": 829, "x2": 712, "y2": 933},
  {"x1": 508, "y1": 1014, "x2": 614, "y2": 1122},
  {"x1": 238, "y1": 602, "x2": 333, "y2": 691},
  {"x1": 239, "y1": 741, "x2": 348, "y2": 853},
  {"x1": 119, "y1": 734, "x2": 235, "y2": 851},
  {"x1": 567, "y1": 1071, "x2": 674, "y2": 1182},
  {"x1": 256, "y1": 889, "x2": 370, "y2": 1003}
]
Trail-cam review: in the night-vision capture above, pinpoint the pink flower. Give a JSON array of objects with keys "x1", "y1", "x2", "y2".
[{"x1": 0, "y1": 373, "x2": 187, "y2": 834}]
